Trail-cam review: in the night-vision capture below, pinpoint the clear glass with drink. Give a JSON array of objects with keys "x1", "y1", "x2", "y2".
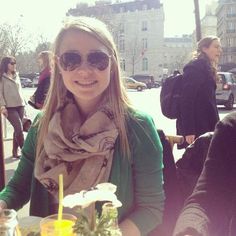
[{"x1": 40, "y1": 213, "x2": 77, "y2": 236}]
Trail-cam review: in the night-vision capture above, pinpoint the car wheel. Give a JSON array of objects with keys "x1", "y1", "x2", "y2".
[
  {"x1": 137, "y1": 86, "x2": 143, "y2": 91},
  {"x1": 225, "y1": 94, "x2": 234, "y2": 110}
]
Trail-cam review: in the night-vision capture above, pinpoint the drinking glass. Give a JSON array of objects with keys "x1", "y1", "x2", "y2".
[{"x1": 40, "y1": 213, "x2": 77, "y2": 236}]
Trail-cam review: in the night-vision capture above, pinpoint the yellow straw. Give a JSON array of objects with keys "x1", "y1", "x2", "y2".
[{"x1": 58, "y1": 174, "x2": 63, "y2": 222}]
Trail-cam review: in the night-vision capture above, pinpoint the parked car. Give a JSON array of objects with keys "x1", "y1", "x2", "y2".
[
  {"x1": 131, "y1": 74, "x2": 160, "y2": 89},
  {"x1": 216, "y1": 72, "x2": 236, "y2": 110},
  {"x1": 124, "y1": 77, "x2": 147, "y2": 91},
  {"x1": 20, "y1": 77, "x2": 32, "y2": 88},
  {"x1": 31, "y1": 76, "x2": 39, "y2": 87}
]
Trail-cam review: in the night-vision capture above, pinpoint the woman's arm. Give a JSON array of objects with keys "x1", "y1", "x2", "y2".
[
  {"x1": 34, "y1": 77, "x2": 50, "y2": 105},
  {"x1": 173, "y1": 113, "x2": 236, "y2": 236},
  {"x1": 0, "y1": 78, "x2": 6, "y2": 108},
  {"x1": 122, "y1": 113, "x2": 165, "y2": 235}
]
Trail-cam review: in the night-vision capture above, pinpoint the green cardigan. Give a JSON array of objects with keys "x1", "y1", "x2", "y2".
[{"x1": 0, "y1": 110, "x2": 164, "y2": 235}]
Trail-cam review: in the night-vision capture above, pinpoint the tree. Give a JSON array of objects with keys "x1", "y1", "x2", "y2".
[
  {"x1": 0, "y1": 22, "x2": 32, "y2": 57},
  {"x1": 194, "y1": 0, "x2": 202, "y2": 41},
  {"x1": 126, "y1": 36, "x2": 144, "y2": 75}
]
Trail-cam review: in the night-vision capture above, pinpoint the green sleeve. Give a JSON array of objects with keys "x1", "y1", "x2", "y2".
[
  {"x1": 0, "y1": 114, "x2": 40, "y2": 210},
  {"x1": 128, "y1": 112, "x2": 165, "y2": 235}
]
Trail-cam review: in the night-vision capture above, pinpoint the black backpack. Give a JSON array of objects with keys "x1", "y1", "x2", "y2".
[{"x1": 160, "y1": 74, "x2": 183, "y2": 119}]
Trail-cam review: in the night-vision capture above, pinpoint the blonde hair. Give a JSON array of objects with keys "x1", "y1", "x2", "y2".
[
  {"x1": 193, "y1": 36, "x2": 220, "y2": 81},
  {"x1": 36, "y1": 17, "x2": 133, "y2": 160},
  {"x1": 38, "y1": 50, "x2": 53, "y2": 70}
]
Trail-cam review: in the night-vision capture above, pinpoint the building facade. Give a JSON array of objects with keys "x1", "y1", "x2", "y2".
[
  {"x1": 162, "y1": 35, "x2": 193, "y2": 76},
  {"x1": 216, "y1": 0, "x2": 236, "y2": 67},
  {"x1": 67, "y1": 0, "x2": 164, "y2": 80},
  {"x1": 201, "y1": 2, "x2": 218, "y2": 37}
]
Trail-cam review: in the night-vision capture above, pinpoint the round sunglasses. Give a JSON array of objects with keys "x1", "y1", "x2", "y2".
[{"x1": 58, "y1": 51, "x2": 111, "y2": 71}]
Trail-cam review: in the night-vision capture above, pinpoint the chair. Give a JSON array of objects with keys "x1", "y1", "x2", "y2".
[
  {"x1": 149, "y1": 130, "x2": 184, "y2": 236},
  {"x1": 165, "y1": 134, "x2": 184, "y2": 150}
]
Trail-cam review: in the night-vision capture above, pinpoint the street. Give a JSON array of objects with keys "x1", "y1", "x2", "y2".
[{"x1": 3, "y1": 86, "x2": 233, "y2": 149}]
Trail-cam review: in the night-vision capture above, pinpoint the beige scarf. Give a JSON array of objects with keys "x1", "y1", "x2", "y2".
[{"x1": 34, "y1": 101, "x2": 118, "y2": 199}]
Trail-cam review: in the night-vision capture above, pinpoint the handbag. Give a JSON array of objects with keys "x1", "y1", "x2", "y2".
[
  {"x1": 22, "y1": 117, "x2": 32, "y2": 132},
  {"x1": 28, "y1": 94, "x2": 42, "y2": 109}
]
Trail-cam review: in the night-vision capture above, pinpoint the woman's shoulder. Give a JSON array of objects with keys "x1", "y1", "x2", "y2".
[
  {"x1": 128, "y1": 109, "x2": 154, "y2": 124},
  {"x1": 30, "y1": 112, "x2": 44, "y2": 131},
  {"x1": 184, "y1": 58, "x2": 209, "y2": 73},
  {"x1": 127, "y1": 109, "x2": 157, "y2": 135}
]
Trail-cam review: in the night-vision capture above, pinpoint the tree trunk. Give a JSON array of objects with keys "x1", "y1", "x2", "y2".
[{"x1": 194, "y1": 0, "x2": 202, "y2": 41}]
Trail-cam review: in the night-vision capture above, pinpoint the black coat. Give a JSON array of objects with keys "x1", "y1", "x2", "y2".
[
  {"x1": 34, "y1": 76, "x2": 50, "y2": 105},
  {"x1": 177, "y1": 58, "x2": 219, "y2": 140},
  {"x1": 173, "y1": 112, "x2": 236, "y2": 236}
]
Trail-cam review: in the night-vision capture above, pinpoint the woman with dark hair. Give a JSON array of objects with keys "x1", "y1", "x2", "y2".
[
  {"x1": 0, "y1": 56, "x2": 25, "y2": 158},
  {"x1": 177, "y1": 36, "x2": 222, "y2": 148},
  {"x1": 28, "y1": 51, "x2": 53, "y2": 109}
]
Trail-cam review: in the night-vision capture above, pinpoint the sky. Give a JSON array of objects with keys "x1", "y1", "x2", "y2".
[{"x1": 0, "y1": 0, "x2": 216, "y2": 44}]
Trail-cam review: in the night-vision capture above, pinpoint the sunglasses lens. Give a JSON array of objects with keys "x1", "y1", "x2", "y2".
[
  {"x1": 88, "y1": 52, "x2": 110, "y2": 71},
  {"x1": 59, "y1": 52, "x2": 81, "y2": 71}
]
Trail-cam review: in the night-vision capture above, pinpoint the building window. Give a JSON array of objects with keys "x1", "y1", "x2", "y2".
[
  {"x1": 142, "y1": 4, "x2": 147, "y2": 10},
  {"x1": 120, "y1": 6, "x2": 125, "y2": 13},
  {"x1": 227, "y1": 5, "x2": 236, "y2": 16},
  {"x1": 120, "y1": 59, "x2": 125, "y2": 71},
  {"x1": 141, "y1": 21, "x2": 148, "y2": 31},
  {"x1": 120, "y1": 23, "x2": 124, "y2": 34},
  {"x1": 119, "y1": 38, "x2": 125, "y2": 52},
  {"x1": 142, "y1": 58, "x2": 148, "y2": 71},
  {"x1": 142, "y1": 38, "x2": 148, "y2": 49},
  {"x1": 227, "y1": 21, "x2": 235, "y2": 33}
]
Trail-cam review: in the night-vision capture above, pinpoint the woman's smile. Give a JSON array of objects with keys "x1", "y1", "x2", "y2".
[{"x1": 74, "y1": 80, "x2": 98, "y2": 88}]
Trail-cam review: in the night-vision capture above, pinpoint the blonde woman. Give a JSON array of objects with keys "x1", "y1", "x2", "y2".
[
  {"x1": 0, "y1": 56, "x2": 25, "y2": 158},
  {"x1": 0, "y1": 17, "x2": 164, "y2": 235},
  {"x1": 177, "y1": 36, "x2": 222, "y2": 148},
  {"x1": 28, "y1": 51, "x2": 53, "y2": 109}
]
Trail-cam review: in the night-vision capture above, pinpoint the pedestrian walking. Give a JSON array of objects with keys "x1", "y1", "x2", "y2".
[
  {"x1": 177, "y1": 36, "x2": 222, "y2": 148},
  {"x1": 28, "y1": 51, "x2": 53, "y2": 109},
  {"x1": 0, "y1": 56, "x2": 25, "y2": 158},
  {"x1": 0, "y1": 17, "x2": 164, "y2": 236}
]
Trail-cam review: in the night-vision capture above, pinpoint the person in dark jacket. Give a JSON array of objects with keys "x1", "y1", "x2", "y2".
[
  {"x1": 177, "y1": 36, "x2": 222, "y2": 148},
  {"x1": 28, "y1": 51, "x2": 53, "y2": 109},
  {"x1": 173, "y1": 112, "x2": 236, "y2": 236}
]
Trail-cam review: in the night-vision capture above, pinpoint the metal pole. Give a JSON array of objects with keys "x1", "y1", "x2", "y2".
[
  {"x1": 194, "y1": 0, "x2": 202, "y2": 41},
  {"x1": 0, "y1": 115, "x2": 5, "y2": 190}
]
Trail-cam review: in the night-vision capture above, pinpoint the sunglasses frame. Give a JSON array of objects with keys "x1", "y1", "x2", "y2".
[{"x1": 58, "y1": 50, "x2": 112, "y2": 72}]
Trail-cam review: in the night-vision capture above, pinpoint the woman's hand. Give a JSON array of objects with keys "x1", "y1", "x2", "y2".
[
  {"x1": 185, "y1": 135, "x2": 195, "y2": 145},
  {"x1": 0, "y1": 106, "x2": 8, "y2": 117}
]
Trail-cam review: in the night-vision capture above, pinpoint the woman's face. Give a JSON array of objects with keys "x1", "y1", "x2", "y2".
[
  {"x1": 202, "y1": 39, "x2": 222, "y2": 63},
  {"x1": 7, "y1": 60, "x2": 16, "y2": 74},
  {"x1": 57, "y1": 30, "x2": 112, "y2": 110}
]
